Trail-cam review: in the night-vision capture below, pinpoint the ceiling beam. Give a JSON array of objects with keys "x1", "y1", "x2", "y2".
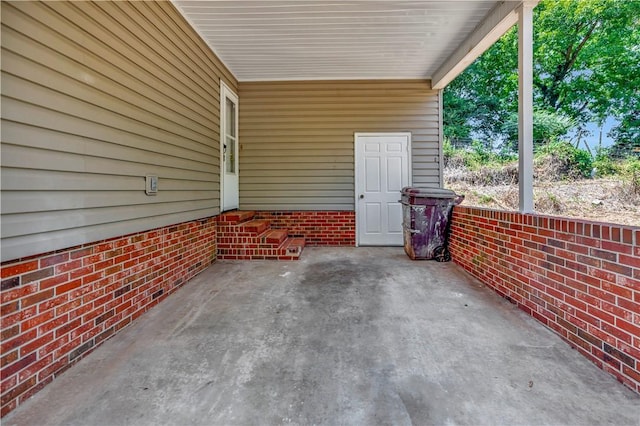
[{"x1": 431, "y1": 1, "x2": 538, "y2": 90}]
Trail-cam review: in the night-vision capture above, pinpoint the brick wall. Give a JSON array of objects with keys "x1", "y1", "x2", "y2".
[
  {"x1": 254, "y1": 211, "x2": 356, "y2": 246},
  {"x1": 449, "y1": 206, "x2": 640, "y2": 393},
  {"x1": 0, "y1": 217, "x2": 217, "y2": 417}
]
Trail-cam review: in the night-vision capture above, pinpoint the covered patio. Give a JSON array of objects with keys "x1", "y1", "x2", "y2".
[
  {"x1": 2, "y1": 0, "x2": 639, "y2": 418},
  {"x1": 5, "y1": 248, "x2": 638, "y2": 425}
]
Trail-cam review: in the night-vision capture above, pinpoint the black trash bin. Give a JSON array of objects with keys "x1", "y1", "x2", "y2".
[{"x1": 401, "y1": 187, "x2": 464, "y2": 261}]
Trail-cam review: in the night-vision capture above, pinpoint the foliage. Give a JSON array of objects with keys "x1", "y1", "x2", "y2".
[
  {"x1": 535, "y1": 192, "x2": 563, "y2": 213},
  {"x1": 535, "y1": 141, "x2": 593, "y2": 179},
  {"x1": 501, "y1": 109, "x2": 576, "y2": 151},
  {"x1": 478, "y1": 194, "x2": 495, "y2": 204},
  {"x1": 608, "y1": 109, "x2": 640, "y2": 158},
  {"x1": 442, "y1": 95, "x2": 474, "y2": 141},
  {"x1": 467, "y1": 140, "x2": 492, "y2": 167},
  {"x1": 443, "y1": 138, "x2": 456, "y2": 166},
  {"x1": 447, "y1": 138, "x2": 595, "y2": 181},
  {"x1": 533, "y1": 0, "x2": 639, "y2": 122},
  {"x1": 443, "y1": 0, "x2": 640, "y2": 152},
  {"x1": 619, "y1": 157, "x2": 640, "y2": 195},
  {"x1": 446, "y1": 139, "x2": 517, "y2": 171},
  {"x1": 592, "y1": 148, "x2": 619, "y2": 176}
]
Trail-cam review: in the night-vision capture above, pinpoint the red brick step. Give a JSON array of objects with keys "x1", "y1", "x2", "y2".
[
  {"x1": 216, "y1": 211, "x2": 304, "y2": 261},
  {"x1": 264, "y1": 229, "x2": 288, "y2": 246},
  {"x1": 218, "y1": 210, "x2": 255, "y2": 225},
  {"x1": 242, "y1": 219, "x2": 270, "y2": 234}
]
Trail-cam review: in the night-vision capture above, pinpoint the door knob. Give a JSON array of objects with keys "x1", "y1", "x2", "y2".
[{"x1": 359, "y1": 194, "x2": 364, "y2": 199}]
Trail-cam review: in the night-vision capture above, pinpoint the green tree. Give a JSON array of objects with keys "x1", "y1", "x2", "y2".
[
  {"x1": 443, "y1": 0, "x2": 640, "y2": 151},
  {"x1": 609, "y1": 115, "x2": 640, "y2": 158},
  {"x1": 443, "y1": 33, "x2": 516, "y2": 144},
  {"x1": 501, "y1": 109, "x2": 575, "y2": 151}
]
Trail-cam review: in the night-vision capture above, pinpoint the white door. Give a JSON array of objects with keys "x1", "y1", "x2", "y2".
[
  {"x1": 220, "y1": 82, "x2": 239, "y2": 211},
  {"x1": 355, "y1": 133, "x2": 411, "y2": 246}
]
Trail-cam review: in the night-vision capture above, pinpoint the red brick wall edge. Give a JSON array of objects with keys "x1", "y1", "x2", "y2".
[
  {"x1": 0, "y1": 217, "x2": 217, "y2": 417},
  {"x1": 449, "y1": 206, "x2": 640, "y2": 393}
]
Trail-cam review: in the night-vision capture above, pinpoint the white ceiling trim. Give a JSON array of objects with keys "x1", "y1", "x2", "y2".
[{"x1": 171, "y1": 1, "x2": 531, "y2": 86}]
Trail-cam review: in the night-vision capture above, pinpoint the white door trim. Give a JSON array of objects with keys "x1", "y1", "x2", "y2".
[
  {"x1": 220, "y1": 81, "x2": 239, "y2": 212},
  {"x1": 354, "y1": 132, "x2": 412, "y2": 247}
]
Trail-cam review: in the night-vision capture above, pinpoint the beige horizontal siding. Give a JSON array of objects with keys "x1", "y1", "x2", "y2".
[
  {"x1": 239, "y1": 80, "x2": 440, "y2": 210},
  {"x1": 0, "y1": 1, "x2": 237, "y2": 261}
]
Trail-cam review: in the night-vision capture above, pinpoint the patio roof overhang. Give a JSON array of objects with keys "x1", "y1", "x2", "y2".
[
  {"x1": 171, "y1": 0, "x2": 534, "y2": 87},
  {"x1": 171, "y1": 0, "x2": 539, "y2": 212}
]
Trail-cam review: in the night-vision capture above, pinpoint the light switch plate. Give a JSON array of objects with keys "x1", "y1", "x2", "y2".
[{"x1": 145, "y1": 175, "x2": 158, "y2": 195}]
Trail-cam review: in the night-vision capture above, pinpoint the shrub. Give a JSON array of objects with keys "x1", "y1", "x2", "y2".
[
  {"x1": 443, "y1": 138, "x2": 456, "y2": 166},
  {"x1": 620, "y1": 157, "x2": 640, "y2": 195},
  {"x1": 501, "y1": 110, "x2": 575, "y2": 152},
  {"x1": 535, "y1": 141, "x2": 593, "y2": 180},
  {"x1": 593, "y1": 147, "x2": 620, "y2": 177},
  {"x1": 535, "y1": 192, "x2": 563, "y2": 214},
  {"x1": 447, "y1": 140, "x2": 517, "y2": 171},
  {"x1": 478, "y1": 194, "x2": 494, "y2": 204},
  {"x1": 452, "y1": 140, "x2": 492, "y2": 170}
]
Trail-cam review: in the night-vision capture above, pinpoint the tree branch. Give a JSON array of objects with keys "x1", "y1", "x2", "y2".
[
  {"x1": 546, "y1": 20, "x2": 601, "y2": 110},
  {"x1": 565, "y1": 21, "x2": 600, "y2": 72}
]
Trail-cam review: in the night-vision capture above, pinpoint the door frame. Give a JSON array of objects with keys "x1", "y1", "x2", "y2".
[
  {"x1": 354, "y1": 132, "x2": 412, "y2": 247},
  {"x1": 220, "y1": 81, "x2": 239, "y2": 212}
]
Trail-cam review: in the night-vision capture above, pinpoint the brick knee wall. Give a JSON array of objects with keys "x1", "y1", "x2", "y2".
[
  {"x1": 253, "y1": 211, "x2": 356, "y2": 246},
  {"x1": 449, "y1": 206, "x2": 640, "y2": 393},
  {"x1": 0, "y1": 217, "x2": 217, "y2": 417}
]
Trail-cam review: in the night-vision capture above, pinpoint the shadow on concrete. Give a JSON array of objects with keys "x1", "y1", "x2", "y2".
[{"x1": 5, "y1": 247, "x2": 639, "y2": 425}]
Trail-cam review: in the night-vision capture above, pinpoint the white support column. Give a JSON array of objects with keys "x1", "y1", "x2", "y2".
[{"x1": 518, "y1": 2, "x2": 535, "y2": 213}]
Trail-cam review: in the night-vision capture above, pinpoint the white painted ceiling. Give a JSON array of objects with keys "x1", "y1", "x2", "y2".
[{"x1": 172, "y1": 1, "x2": 507, "y2": 82}]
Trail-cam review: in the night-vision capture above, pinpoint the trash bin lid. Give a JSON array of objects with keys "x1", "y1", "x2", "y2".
[{"x1": 401, "y1": 186, "x2": 458, "y2": 198}]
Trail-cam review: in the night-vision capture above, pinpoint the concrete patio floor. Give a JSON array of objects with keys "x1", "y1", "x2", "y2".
[{"x1": 5, "y1": 247, "x2": 640, "y2": 426}]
